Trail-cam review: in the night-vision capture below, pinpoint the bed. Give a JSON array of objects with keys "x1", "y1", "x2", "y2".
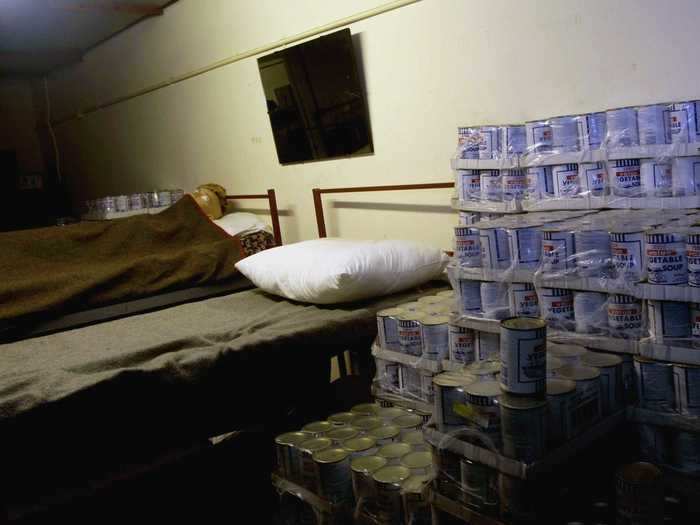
[
  {"x1": 0, "y1": 182, "x2": 452, "y2": 521},
  {"x1": 0, "y1": 190, "x2": 282, "y2": 342}
]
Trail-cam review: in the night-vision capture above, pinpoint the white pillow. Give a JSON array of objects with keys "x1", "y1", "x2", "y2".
[
  {"x1": 214, "y1": 212, "x2": 271, "y2": 237},
  {"x1": 235, "y1": 238, "x2": 448, "y2": 304}
]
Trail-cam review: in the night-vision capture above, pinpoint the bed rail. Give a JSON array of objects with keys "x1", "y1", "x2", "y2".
[
  {"x1": 311, "y1": 182, "x2": 454, "y2": 238},
  {"x1": 225, "y1": 189, "x2": 282, "y2": 246}
]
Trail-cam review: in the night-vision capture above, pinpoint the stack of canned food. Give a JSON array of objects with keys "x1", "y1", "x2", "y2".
[
  {"x1": 374, "y1": 291, "x2": 457, "y2": 404},
  {"x1": 85, "y1": 189, "x2": 185, "y2": 215},
  {"x1": 427, "y1": 317, "x2": 631, "y2": 522},
  {"x1": 455, "y1": 99, "x2": 700, "y2": 204},
  {"x1": 274, "y1": 403, "x2": 431, "y2": 525}
]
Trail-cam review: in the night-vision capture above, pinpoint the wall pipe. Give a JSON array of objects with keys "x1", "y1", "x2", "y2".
[{"x1": 52, "y1": 0, "x2": 422, "y2": 126}]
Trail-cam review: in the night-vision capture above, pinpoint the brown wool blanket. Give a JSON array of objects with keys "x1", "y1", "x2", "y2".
[{"x1": 0, "y1": 196, "x2": 242, "y2": 322}]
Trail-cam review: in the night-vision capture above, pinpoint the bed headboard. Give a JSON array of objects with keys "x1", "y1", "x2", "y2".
[
  {"x1": 225, "y1": 189, "x2": 282, "y2": 246},
  {"x1": 311, "y1": 183, "x2": 454, "y2": 238}
]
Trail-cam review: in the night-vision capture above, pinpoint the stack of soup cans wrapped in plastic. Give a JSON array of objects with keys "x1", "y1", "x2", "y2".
[
  {"x1": 273, "y1": 402, "x2": 433, "y2": 525},
  {"x1": 454, "y1": 99, "x2": 700, "y2": 208},
  {"x1": 442, "y1": 98, "x2": 700, "y2": 522},
  {"x1": 84, "y1": 188, "x2": 185, "y2": 218}
]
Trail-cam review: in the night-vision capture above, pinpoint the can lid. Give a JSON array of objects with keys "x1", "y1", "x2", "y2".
[
  {"x1": 313, "y1": 447, "x2": 350, "y2": 464},
  {"x1": 633, "y1": 355, "x2": 662, "y2": 364},
  {"x1": 396, "y1": 312, "x2": 424, "y2": 322},
  {"x1": 328, "y1": 412, "x2": 356, "y2": 425},
  {"x1": 397, "y1": 301, "x2": 422, "y2": 311},
  {"x1": 525, "y1": 119, "x2": 549, "y2": 124},
  {"x1": 437, "y1": 290, "x2": 455, "y2": 298},
  {"x1": 351, "y1": 403, "x2": 381, "y2": 416},
  {"x1": 582, "y1": 352, "x2": 623, "y2": 368},
  {"x1": 402, "y1": 474, "x2": 431, "y2": 494},
  {"x1": 499, "y1": 393, "x2": 547, "y2": 410},
  {"x1": 344, "y1": 436, "x2": 377, "y2": 452},
  {"x1": 618, "y1": 462, "x2": 662, "y2": 483},
  {"x1": 606, "y1": 105, "x2": 638, "y2": 111},
  {"x1": 275, "y1": 431, "x2": 310, "y2": 447},
  {"x1": 378, "y1": 407, "x2": 406, "y2": 420},
  {"x1": 400, "y1": 451, "x2": 432, "y2": 470},
  {"x1": 547, "y1": 356, "x2": 564, "y2": 371},
  {"x1": 401, "y1": 430, "x2": 426, "y2": 446},
  {"x1": 369, "y1": 424, "x2": 400, "y2": 441},
  {"x1": 432, "y1": 374, "x2": 464, "y2": 388},
  {"x1": 299, "y1": 437, "x2": 332, "y2": 453},
  {"x1": 502, "y1": 123, "x2": 525, "y2": 128},
  {"x1": 549, "y1": 114, "x2": 579, "y2": 119},
  {"x1": 465, "y1": 380, "x2": 502, "y2": 398},
  {"x1": 547, "y1": 378, "x2": 576, "y2": 396},
  {"x1": 501, "y1": 317, "x2": 547, "y2": 331},
  {"x1": 422, "y1": 304, "x2": 452, "y2": 315},
  {"x1": 327, "y1": 426, "x2": 360, "y2": 442},
  {"x1": 378, "y1": 442, "x2": 412, "y2": 459},
  {"x1": 636, "y1": 102, "x2": 672, "y2": 108},
  {"x1": 302, "y1": 421, "x2": 334, "y2": 434},
  {"x1": 547, "y1": 343, "x2": 588, "y2": 359},
  {"x1": 351, "y1": 454, "x2": 388, "y2": 474},
  {"x1": 393, "y1": 414, "x2": 423, "y2": 429},
  {"x1": 377, "y1": 307, "x2": 405, "y2": 317},
  {"x1": 558, "y1": 365, "x2": 601, "y2": 381},
  {"x1": 373, "y1": 465, "x2": 411, "y2": 484},
  {"x1": 354, "y1": 416, "x2": 383, "y2": 431},
  {"x1": 417, "y1": 314, "x2": 450, "y2": 325},
  {"x1": 467, "y1": 360, "x2": 501, "y2": 376},
  {"x1": 417, "y1": 295, "x2": 444, "y2": 305}
]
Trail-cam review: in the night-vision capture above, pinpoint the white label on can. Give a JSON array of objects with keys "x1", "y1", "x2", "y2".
[
  {"x1": 500, "y1": 327, "x2": 546, "y2": 395},
  {"x1": 542, "y1": 231, "x2": 575, "y2": 270},
  {"x1": 637, "y1": 104, "x2": 670, "y2": 145},
  {"x1": 609, "y1": 160, "x2": 641, "y2": 196},
  {"x1": 398, "y1": 320, "x2": 422, "y2": 356},
  {"x1": 526, "y1": 121, "x2": 552, "y2": 153},
  {"x1": 502, "y1": 171, "x2": 526, "y2": 201},
  {"x1": 502, "y1": 125, "x2": 526, "y2": 156},
  {"x1": 674, "y1": 366, "x2": 700, "y2": 416},
  {"x1": 509, "y1": 284, "x2": 539, "y2": 317},
  {"x1": 508, "y1": 228, "x2": 542, "y2": 268},
  {"x1": 480, "y1": 228, "x2": 511, "y2": 270},
  {"x1": 574, "y1": 292, "x2": 608, "y2": 334},
  {"x1": 525, "y1": 166, "x2": 554, "y2": 200},
  {"x1": 672, "y1": 156, "x2": 700, "y2": 196},
  {"x1": 458, "y1": 170, "x2": 481, "y2": 201},
  {"x1": 476, "y1": 332, "x2": 499, "y2": 361},
  {"x1": 551, "y1": 116, "x2": 579, "y2": 152},
  {"x1": 449, "y1": 324, "x2": 476, "y2": 364},
  {"x1": 635, "y1": 361, "x2": 674, "y2": 411},
  {"x1": 479, "y1": 127, "x2": 500, "y2": 160},
  {"x1": 570, "y1": 378, "x2": 601, "y2": 433},
  {"x1": 579, "y1": 163, "x2": 606, "y2": 196},
  {"x1": 648, "y1": 301, "x2": 690, "y2": 339},
  {"x1": 378, "y1": 316, "x2": 400, "y2": 351},
  {"x1": 459, "y1": 279, "x2": 482, "y2": 313},
  {"x1": 608, "y1": 300, "x2": 643, "y2": 336},
  {"x1": 480, "y1": 282, "x2": 508, "y2": 314},
  {"x1": 688, "y1": 240, "x2": 700, "y2": 287},
  {"x1": 606, "y1": 108, "x2": 639, "y2": 147},
  {"x1": 386, "y1": 362, "x2": 400, "y2": 388},
  {"x1": 547, "y1": 391, "x2": 573, "y2": 443},
  {"x1": 669, "y1": 102, "x2": 700, "y2": 143},
  {"x1": 540, "y1": 290, "x2": 574, "y2": 323},
  {"x1": 578, "y1": 112, "x2": 607, "y2": 149},
  {"x1": 422, "y1": 323, "x2": 448, "y2": 361},
  {"x1": 455, "y1": 228, "x2": 481, "y2": 267},
  {"x1": 574, "y1": 230, "x2": 611, "y2": 276},
  {"x1": 401, "y1": 366, "x2": 421, "y2": 396},
  {"x1": 501, "y1": 405, "x2": 547, "y2": 463},
  {"x1": 552, "y1": 164, "x2": 581, "y2": 198},
  {"x1": 480, "y1": 171, "x2": 502, "y2": 202},
  {"x1": 611, "y1": 233, "x2": 645, "y2": 282},
  {"x1": 640, "y1": 161, "x2": 672, "y2": 196},
  {"x1": 646, "y1": 239, "x2": 687, "y2": 285}
]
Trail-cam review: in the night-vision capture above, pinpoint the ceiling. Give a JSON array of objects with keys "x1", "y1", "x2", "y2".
[{"x1": 0, "y1": 0, "x2": 176, "y2": 76}]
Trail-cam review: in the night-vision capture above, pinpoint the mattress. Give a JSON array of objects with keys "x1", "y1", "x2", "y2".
[{"x1": 0, "y1": 281, "x2": 448, "y2": 513}]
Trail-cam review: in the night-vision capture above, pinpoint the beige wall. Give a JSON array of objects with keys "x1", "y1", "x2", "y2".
[
  {"x1": 0, "y1": 78, "x2": 45, "y2": 174},
  {"x1": 49, "y1": 0, "x2": 700, "y2": 246}
]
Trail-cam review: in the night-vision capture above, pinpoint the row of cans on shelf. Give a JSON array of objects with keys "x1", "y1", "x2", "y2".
[
  {"x1": 85, "y1": 189, "x2": 185, "y2": 213},
  {"x1": 274, "y1": 403, "x2": 430, "y2": 524},
  {"x1": 453, "y1": 208, "x2": 700, "y2": 286},
  {"x1": 639, "y1": 423, "x2": 700, "y2": 476},
  {"x1": 455, "y1": 156, "x2": 700, "y2": 201},
  {"x1": 456, "y1": 99, "x2": 700, "y2": 158},
  {"x1": 455, "y1": 278, "x2": 700, "y2": 343}
]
